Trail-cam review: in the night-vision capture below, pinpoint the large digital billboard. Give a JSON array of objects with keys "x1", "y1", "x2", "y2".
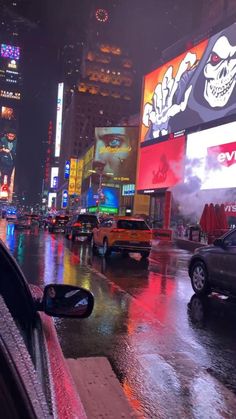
[
  {"x1": 185, "y1": 120, "x2": 236, "y2": 190},
  {"x1": 141, "y1": 22, "x2": 236, "y2": 142},
  {"x1": 137, "y1": 136, "x2": 186, "y2": 192},
  {"x1": 1, "y1": 44, "x2": 20, "y2": 60},
  {"x1": 54, "y1": 82, "x2": 64, "y2": 157},
  {"x1": 94, "y1": 127, "x2": 138, "y2": 183},
  {"x1": 87, "y1": 186, "x2": 119, "y2": 214},
  {"x1": 0, "y1": 126, "x2": 17, "y2": 201}
]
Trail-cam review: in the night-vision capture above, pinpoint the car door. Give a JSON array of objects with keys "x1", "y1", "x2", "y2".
[
  {"x1": 220, "y1": 230, "x2": 236, "y2": 292},
  {"x1": 95, "y1": 219, "x2": 112, "y2": 245},
  {"x1": 0, "y1": 240, "x2": 54, "y2": 415},
  {"x1": 0, "y1": 295, "x2": 50, "y2": 419}
]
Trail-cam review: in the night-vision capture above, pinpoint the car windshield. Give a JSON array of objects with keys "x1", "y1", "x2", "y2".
[
  {"x1": 117, "y1": 220, "x2": 149, "y2": 230},
  {"x1": 78, "y1": 215, "x2": 97, "y2": 224}
]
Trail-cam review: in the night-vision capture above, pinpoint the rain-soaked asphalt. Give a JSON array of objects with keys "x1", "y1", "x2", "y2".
[{"x1": 1, "y1": 220, "x2": 236, "y2": 418}]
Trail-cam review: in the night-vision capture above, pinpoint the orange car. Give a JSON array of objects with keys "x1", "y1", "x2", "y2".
[{"x1": 91, "y1": 216, "x2": 152, "y2": 258}]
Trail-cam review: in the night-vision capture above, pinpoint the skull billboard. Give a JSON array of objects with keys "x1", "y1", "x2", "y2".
[{"x1": 141, "y1": 22, "x2": 236, "y2": 142}]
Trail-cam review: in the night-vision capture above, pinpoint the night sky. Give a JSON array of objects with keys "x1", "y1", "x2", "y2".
[{"x1": 16, "y1": 0, "x2": 202, "y2": 205}]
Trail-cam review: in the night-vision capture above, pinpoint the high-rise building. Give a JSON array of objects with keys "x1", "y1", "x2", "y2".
[
  {"x1": 0, "y1": 0, "x2": 36, "y2": 204},
  {"x1": 56, "y1": 4, "x2": 136, "y2": 209},
  {"x1": 0, "y1": 42, "x2": 22, "y2": 202}
]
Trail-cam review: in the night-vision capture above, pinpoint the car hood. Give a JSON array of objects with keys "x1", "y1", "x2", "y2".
[{"x1": 194, "y1": 244, "x2": 215, "y2": 255}]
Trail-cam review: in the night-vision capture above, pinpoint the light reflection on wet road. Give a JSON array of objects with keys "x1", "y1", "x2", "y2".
[{"x1": 1, "y1": 221, "x2": 236, "y2": 418}]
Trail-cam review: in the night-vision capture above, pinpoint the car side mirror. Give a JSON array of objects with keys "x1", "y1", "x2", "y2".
[{"x1": 41, "y1": 284, "x2": 94, "y2": 318}]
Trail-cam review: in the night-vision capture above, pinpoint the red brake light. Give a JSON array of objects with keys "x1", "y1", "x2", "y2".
[
  {"x1": 52, "y1": 219, "x2": 56, "y2": 224},
  {"x1": 73, "y1": 222, "x2": 82, "y2": 227}
]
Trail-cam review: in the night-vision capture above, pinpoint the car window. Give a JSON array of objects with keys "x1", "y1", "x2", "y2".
[
  {"x1": 0, "y1": 240, "x2": 35, "y2": 356},
  {"x1": 117, "y1": 220, "x2": 149, "y2": 230},
  {"x1": 100, "y1": 219, "x2": 112, "y2": 227},
  {"x1": 0, "y1": 296, "x2": 50, "y2": 418},
  {"x1": 78, "y1": 215, "x2": 98, "y2": 224},
  {"x1": 224, "y1": 230, "x2": 236, "y2": 247}
]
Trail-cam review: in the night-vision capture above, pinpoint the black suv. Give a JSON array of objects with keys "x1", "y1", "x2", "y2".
[
  {"x1": 48, "y1": 215, "x2": 69, "y2": 233},
  {"x1": 65, "y1": 213, "x2": 99, "y2": 241}
]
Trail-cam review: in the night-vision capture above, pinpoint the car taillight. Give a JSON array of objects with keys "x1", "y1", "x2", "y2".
[
  {"x1": 52, "y1": 219, "x2": 56, "y2": 224},
  {"x1": 73, "y1": 222, "x2": 82, "y2": 227}
]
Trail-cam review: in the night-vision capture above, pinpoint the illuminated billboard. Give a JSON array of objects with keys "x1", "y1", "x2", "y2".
[
  {"x1": 68, "y1": 158, "x2": 77, "y2": 195},
  {"x1": 54, "y1": 83, "x2": 64, "y2": 157},
  {"x1": 64, "y1": 161, "x2": 70, "y2": 179},
  {"x1": 1, "y1": 44, "x2": 20, "y2": 60},
  {"x1": 83, "y1": 146, "x2": 94, "y2": 179},
  {"x1": 75, "y1": 159, "x2": 84, "y2": 195},
  {"x1": 122, "y1": 184, "x2": 135, "y2": 196},
  {"x1": 87, "y1": 186, "x2": 119, "y2": 214},
  {"x1": 50, "y1": 167, "x2": 59, "y2": 188},
  {"x1": 185, "y1": 121, "x2": 236, "y2": 190},
  {"x1": 141, "y1": 22, "x2": 236, "y2": 142},
  {"x1": 0, "y1": 90, "x2": 20, "y2": 100},
  {"x1": 94, "y1": 127, "x2": 138, "y2": 182},
  {"x1": 61, "y1": 190, "x2": 68, "y2": 208},
  {"x1": 137, "y1": 136, "x2": 186, "y2": 192},
  {"x1": 0, "y1": 130, "x2": 17, "y2": 201},
  {"x1": 1, "y1": 107, "x2": 15, "y2": 120},
  {"x1": 48, "y1": 192, "x2": 57, "y2": 208}
]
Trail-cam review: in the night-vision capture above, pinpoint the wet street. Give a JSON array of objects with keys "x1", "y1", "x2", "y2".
[{"x1": 1, "y1": 220, "x2": 236, "y2": 418}]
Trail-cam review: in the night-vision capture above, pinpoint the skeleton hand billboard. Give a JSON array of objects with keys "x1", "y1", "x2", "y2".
[{"x1": 141, "y1": 22, "x2": 236, "y2": 142}]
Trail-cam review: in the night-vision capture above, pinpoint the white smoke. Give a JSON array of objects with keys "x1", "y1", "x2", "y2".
[{"x1": 170, "y1": 156, "x2": 236, "y2": 222}]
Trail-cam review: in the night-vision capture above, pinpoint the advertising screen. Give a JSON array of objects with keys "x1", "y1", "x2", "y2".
[
  {"x1": 137, "y1": 136, "x2": 186, "y2": 192},
  {"x1": 50, "y1": 167, "x2": 58, "y2": 188},
  {"x1": 54, "y1": 83, "x2": 64, "y2": 157},
  {"x1": 83, "y1": 145, "x2": 94, "y2": 180},
  {"x1": 48, "y1": 192, "x2": 57, "y2": 208},
  {"x1": 94, "y1": 127, "x2": 138, "y2": 183},
  {"x1": 141, "y1": 22, "x2": 236, "y2": 142},
  {"x1": 122, "y1": 184, "x2": 135, "y2": 196},
  {"x1": 68, "y1": 158, "x2": 77, "y2": 195},
  {"x1": 1, "y1": 44, "x2": 20, "y2": 60},
  {"x1": 0, "y1": 129, "x2": 17, "y2": 202},
  {"x1": 64, "y1": 161, "x2": 70, "y2": 179},
  {"x1": 75, "y1": 159, "x2": 84, "y2": 195},
  {"x1": 61, "y1": 190, "x2": 68, "y2": 208},
  {"x1": 87, "y1": 186, "x2": 119, "y2": 213},
  {"x1": 185, "y1": 120, "x2": 236, "y2": 190},
  {"x1": 1, "y1": 107, "x2": 15, "y2": 120}
]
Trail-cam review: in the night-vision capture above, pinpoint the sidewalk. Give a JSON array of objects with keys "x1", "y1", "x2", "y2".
[{"x1": 67, "y1": 357, "x2": 137, "y2": 418}]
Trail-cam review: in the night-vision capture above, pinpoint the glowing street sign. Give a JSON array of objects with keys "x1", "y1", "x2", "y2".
[{"x1": 54, "y1": 83, "x2": 64, "y2": 157}]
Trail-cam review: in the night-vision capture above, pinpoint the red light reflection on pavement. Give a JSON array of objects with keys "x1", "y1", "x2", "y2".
[{"x1": 127, "y1": 270, "x2": 176, "y2": 335}]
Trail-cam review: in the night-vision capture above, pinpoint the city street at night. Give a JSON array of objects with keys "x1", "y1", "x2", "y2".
[
  {"x1": 1, "y1": 220, "x2": 236, "y2": 418},
  {"x1": 1, "y1": 1, "x2": 236, "y2": 418}
]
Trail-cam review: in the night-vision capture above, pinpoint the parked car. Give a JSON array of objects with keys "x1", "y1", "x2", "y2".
[
  {"x1": 14, "y1": 215, "x2": 31, "y2": 230},
  {"x1": 91, "y1": 216, "x2": 152, "y2": 258},
  {"x1": 48, "y1": 215, "x2": 69, "y2": 233},
  {"x1": 0, "y1": 238, "x2": 94, "y2": 418},
  {"x1": 188, "y1": 227, "x2": 236, "y2": 296},
  {"x1": 65, "y1": 213, "x2": 99, "y2": 241}
]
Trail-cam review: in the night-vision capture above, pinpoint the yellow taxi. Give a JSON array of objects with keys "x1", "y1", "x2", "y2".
[{"x1": 91, "y1": 216, "x2": 152, "y2": 258}]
